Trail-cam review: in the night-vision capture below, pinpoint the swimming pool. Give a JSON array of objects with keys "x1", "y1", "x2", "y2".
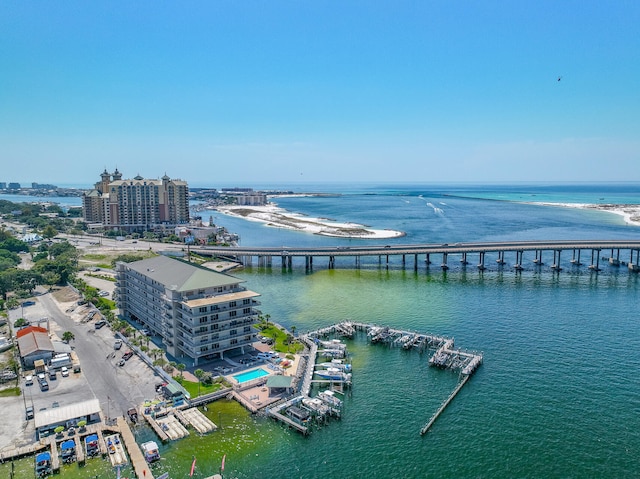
[{"x1": 232, "y1": 368, "x2": 269, "y2": 384}]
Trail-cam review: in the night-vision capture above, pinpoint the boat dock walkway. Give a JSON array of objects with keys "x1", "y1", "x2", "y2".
[
  {"x1": 420, "y1": 375, "x2": 470, "y2": 435},
  {"x1": 74, "y1": 435, "x2": 85, "y2": 463},
  {"x1": 266, "y1": 396, "x2": 309, "y2": 435},
  {"x1": 174, "y1": 407, "x2": 217, "y2": 434},
  {"x1": 141, "y1": 411, "x2": 170, "y2": 442},
  {"x1": 116, "y1": 416, "x2": 155, "y2": 479}
]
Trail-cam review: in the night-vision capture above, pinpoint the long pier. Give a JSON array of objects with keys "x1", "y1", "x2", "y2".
[{"x1": 193, "y1": 240, "x2": 640, "y2": 272}]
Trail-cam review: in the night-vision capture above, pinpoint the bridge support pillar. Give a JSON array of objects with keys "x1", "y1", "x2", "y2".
[
  {"x1": 571, "y1": 249, "x2": 582, "y2": 266},
  {"x1": 533, "y1": 250, "x2": 544, "y2": 265},
  {"x1": 609, "y1": 248, "x2": 620, "y2": 266},
  {"x1": 551, "y1": 250, "x2": 562, "y2": 271},
  {"x1": 414, "y1": 254, "x2": 418, "y2": 271},
  {"x1": 477, "y1": 252, "x2": 485, "y2": 270},
  {"x1": 425, "y1": 253, "x2": 431, "y2": 265},
  {"x1": 589, "y1": 249, "x2": 601, "y2": 271},
  {"x1": 496, "y1": 251, "x2": 506, "y2": 265},
  {"x1": 460, "y1": 252, "x2": 468, "y2": 265},
  {"x1": 329, "y1": 256, "x2": 335, "y2": 269},
  {"x1": 355, "y1": 256, "x2": 360, "y2": 269},
  {"x1": 514, "y1": 250, "x2": 524, "y2": 271},
  {"x1": 441, "y1": 253, "x2": 449, "y2": 270}
]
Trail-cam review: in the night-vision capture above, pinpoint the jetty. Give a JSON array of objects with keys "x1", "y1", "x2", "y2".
[
  {"x1": 156, "y1": 414, "x2": 190, "y2": 440},
  {"x1": 116, "y1": 416, "x2": 155, "y2": 479}
]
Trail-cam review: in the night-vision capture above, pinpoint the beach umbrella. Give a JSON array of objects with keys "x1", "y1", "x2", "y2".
[
  {"x1": 77, "y1": 420, "x2": 87, "y2": 428},
  {"x1": 54, "y1": 426, "x2": 65, "y2": 434}
]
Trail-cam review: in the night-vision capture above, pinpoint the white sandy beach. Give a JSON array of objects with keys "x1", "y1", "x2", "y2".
[
  {"x1": 215, "y1": 203, "x2": 405, "y2": 239},
  {"x1": 534, "y1": 202, "x2": 640, "y2": 226}
]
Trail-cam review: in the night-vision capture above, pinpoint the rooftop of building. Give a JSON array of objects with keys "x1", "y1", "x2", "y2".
[{"x1": 120, "y1": 255, "x2": 246, "y2": 292}]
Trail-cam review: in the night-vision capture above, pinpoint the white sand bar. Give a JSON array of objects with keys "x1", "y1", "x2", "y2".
[
  {"x1": 215, "y1": 204, "x2": 405, "y2": 239},
  {"x1": 531, "y1": 202, "x2": 640, "y2": 226}
]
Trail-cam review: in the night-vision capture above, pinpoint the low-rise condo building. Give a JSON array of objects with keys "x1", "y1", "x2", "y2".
[{"x1": 115, "y1": 255, "x2": 261, "y2": 365}]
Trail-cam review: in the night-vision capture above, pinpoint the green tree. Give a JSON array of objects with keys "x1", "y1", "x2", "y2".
[
  {"x1": 62, "y1": 331, "x2": 75, "y2": 343},
  {"x1": 41, "y1": 225, "x2": 58, "y2": 240},
  {"x1": 176, "y1": 363, "x2": 186, "y2": 379}
]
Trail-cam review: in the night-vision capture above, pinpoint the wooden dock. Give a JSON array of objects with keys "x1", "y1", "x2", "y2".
[
  {"x1": 74, "y1": 435, "x2": 85, "y2": 463},
  {"x1": 267, "y1": 397, "x2": 309, "y2": 435},
  {"x1": 420, "y1": 375, "x2": 470, "y2": 435},
  {"x1": 141, "y1": 412, "x2": 170, "y2": 442},
  {"x1": 116, "y1": 416, "x2": 154, "y2": 479}
]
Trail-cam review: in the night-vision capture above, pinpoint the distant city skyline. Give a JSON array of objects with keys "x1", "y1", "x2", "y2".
[{"x1": 1, "y1": 2, "x2": 639, "y2": 184}]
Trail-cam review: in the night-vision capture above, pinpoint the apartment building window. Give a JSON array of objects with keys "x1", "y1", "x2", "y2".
[
  {"x1": 230, "y1": 339, "x2": 238, "y2": 345},
  {"x1": 243, "y1": 308, "x2": 251, "y2": 315},
  {"x1": 230, "y1": 329, "x2": 237, "y2": 336},
  {"x1": 199, "y1": 307, "x2": 207, "y2": 313},
  {"x1": 229, "y1": 311, "x2": 237, "y2": 317},
  {"x1": 212, "y1": 314, "x2": 218, "y2": 320},
  {"x1": 243, "y1": 298, "x2": 251, "y2": 305},
  {"x1": 199, "y1": 317, "x2": 208, "y2": 323},
  {"x1": 212, "y1": 323, "x2": 218, "y2": 330},
  {"x1": 211, "y1": 305, "x2": 219, "y2": 311},
  {"x1": 244, "y1": 326, "x2": 251, "y2": 333},
  {"x1": 213, "y1": 343, "x2": 219, "y2": 349},
  {"x1": 229, "y1": 301, "x2": 237, "y2": 307},
  {"x1": 200, "y1": 346, "x2": 209, "y2": 352}
]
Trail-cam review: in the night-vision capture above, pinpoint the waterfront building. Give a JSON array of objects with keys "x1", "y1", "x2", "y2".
[
  {"x1": 82, "y1": 169, "x2": 189, "y2": 232},
  {"x1": 16, "y1": 326, "x2": 55, "y2": 368},
  {"x1": 115, "y1": 255, "x2": 261, "y2": 365}
]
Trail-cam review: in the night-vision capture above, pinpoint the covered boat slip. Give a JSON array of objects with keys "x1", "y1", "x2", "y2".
[
  {"x1": 34, "y1": 399, "x2": 101, "y2": 438},
  {"x1": 60, "y1": 439, "x2": 76, "y2": 463}
]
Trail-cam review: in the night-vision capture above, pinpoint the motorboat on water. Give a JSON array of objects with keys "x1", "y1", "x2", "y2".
[
  {"x1": 35, "y1": 451, "x2": 52, "y2": 477},
  {"x1": 315, "y1": 367, "x2": 352, "y2": 381},
  {"x1": 317, "y1": 390, "x2": 343, "y2": 408},
  {"x1": 60, "y1": 439, "x2": 76, "y2": 463},
  {"x1": 84, "y1": 433, "x2": 99, "y2": 457},
  {"x1": 142, "y1": 441, "x2": 161, "y2": 463},
  {"x1": 319, "y1": 339, "x2": 346, "y2": 350},
  {"x1": 127, "y1": 407, "x2": 139, "y2": 423}
]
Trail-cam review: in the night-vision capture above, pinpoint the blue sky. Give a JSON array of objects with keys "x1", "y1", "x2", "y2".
[{"x1": 1, "y1": 1, "x2": 639, "y2": 186}]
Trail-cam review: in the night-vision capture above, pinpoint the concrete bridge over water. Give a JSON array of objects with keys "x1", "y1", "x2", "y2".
[{"x1": 191, "y1": 240, "x2": 640, "y2": 272}]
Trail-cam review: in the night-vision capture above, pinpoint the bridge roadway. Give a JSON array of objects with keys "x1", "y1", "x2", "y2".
[{"x1": 192, "y1": 240, "x2": 640, "y2": 271}]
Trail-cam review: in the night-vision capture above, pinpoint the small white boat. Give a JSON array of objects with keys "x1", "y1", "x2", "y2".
[
  {"x1": 142, "y1": 441, "x2": 161, "y2": 463},
  {"x1": 317, "y1": 390, "x2": 343, "y2": 408},
  {"x1": 316, "y1": 359, "x2": 352, "y2": 372}
]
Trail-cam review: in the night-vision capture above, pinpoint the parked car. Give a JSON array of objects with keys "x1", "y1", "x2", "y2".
[
  {"x1": 95, "y1": 320, "x2": 107, "y2": 329},
  {"x1": 98, "y1": 291, "x2": 110, "y2": 297},
  {"x1": 140, "y1": 329, "x2": 150, "y2": 336},
  {"x1": 122, "y1": 351, "x2": 134, "y2": 361},
  {"x1": 25, "y1": 406, "x2": 34, "y2": 420},
  {"x1": 114, "y1": 339, "x2": 123, "y2": 350},
  {"x1": 39, "y1": 379, "x2": 49, "y2": 391},
  {"x1": 25, "y1": 374, "x2": 33, "y2": 386},
  {"x1": 61, "y1": 367, "x2": 69, "y2": 377},
  {"x1": 117, "y1": 359, "x2": 125, "y2": 367}
]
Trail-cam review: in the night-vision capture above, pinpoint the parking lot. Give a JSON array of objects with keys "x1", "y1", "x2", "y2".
[{"x1": 1, "y1": 287, "x2": 159, "y2": 450}]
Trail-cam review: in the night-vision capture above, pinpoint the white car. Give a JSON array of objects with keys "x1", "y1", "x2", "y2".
[
  {"x1": 25, "y1": 374, "x2": 33, "y2": 386},
  {"x1": 61, "y1": 367, "x2": 69, "y2": 377}
]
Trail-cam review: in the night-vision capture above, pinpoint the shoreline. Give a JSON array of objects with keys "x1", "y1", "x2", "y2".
[
  {"x1": 214, "y1": 203, "x2": 405, "y2": 239},
  {"x1": 529, "y1": 202, "x2": 640, "y2": 226}
]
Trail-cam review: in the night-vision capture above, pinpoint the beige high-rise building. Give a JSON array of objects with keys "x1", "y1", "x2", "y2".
[{"x1": 82, "y1": 169, "x2": 189, "y2": 232}]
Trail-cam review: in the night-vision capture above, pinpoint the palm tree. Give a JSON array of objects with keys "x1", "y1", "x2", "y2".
[
  {"x1": 194, "y1": 369, "x2": 204, "y2": 396},
  {"x1": 177, "y1": 363, "x2": 186, "y2": 379}
]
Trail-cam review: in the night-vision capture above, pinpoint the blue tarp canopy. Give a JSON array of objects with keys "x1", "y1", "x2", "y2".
[
  {"x1": 85, "y1": 434, "x2": 98, "y2": 443},
  {"x1": 61, "y1": 440, "x2": 75, "y2": 450},
  {"x1": 36, "y1": 452, "x2": 51, "y2": 462}
]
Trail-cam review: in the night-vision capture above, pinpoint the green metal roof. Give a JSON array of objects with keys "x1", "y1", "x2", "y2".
[{"x1": 266, "y1": 375, "x2": 293, "y2": 388}]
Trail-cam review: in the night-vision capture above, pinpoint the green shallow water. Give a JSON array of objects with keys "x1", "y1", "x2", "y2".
[{"x1": 5, "y1": 267, "x2": 640, "y2": 478}]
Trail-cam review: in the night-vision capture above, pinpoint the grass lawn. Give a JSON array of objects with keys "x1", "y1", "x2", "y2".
[
  {"x1": 0, "y1": 387, "x2": 21, "y2": 397},
  {"x1": 175, "y1": 378, "x2": 229, "y2": 398},
  {"x1": 259, "y1": 324, "x2": 304, "y2": 354}
]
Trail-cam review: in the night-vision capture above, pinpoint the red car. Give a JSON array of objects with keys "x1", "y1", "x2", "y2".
[{"x1": 122, "y1": 351, "x2": 134, "y2": 361}]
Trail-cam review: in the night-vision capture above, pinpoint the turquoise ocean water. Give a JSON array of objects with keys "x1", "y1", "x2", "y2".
[{"x1": 2, "y1": 183, "x2": 640, "y2": 478}]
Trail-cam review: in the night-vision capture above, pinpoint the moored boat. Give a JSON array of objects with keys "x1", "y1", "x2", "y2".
[
  {"x1": 35, "y1": 451, "x2": 52, "y2": 477},
  {"x1": 60, "y1": 439, "x2": 76, "y2": 463},
  {"x1": 142, "y1": 440, "x2": 161, "y2": 463},
  {"x1": 315, "y1": 367, "x2": 352, "y2": 381},
  {"x1": 84, "y1": 433, "x2": 99, "y2": 457}
]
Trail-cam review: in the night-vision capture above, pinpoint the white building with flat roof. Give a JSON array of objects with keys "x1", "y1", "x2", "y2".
[{"x1": 115, "y1": 255, "x2": 261, "y2": 365}]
